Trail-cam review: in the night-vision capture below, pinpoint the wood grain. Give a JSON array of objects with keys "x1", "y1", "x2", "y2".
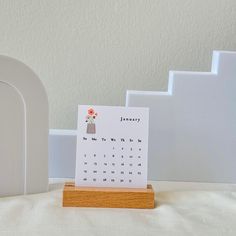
[{"x1": 63, "y1": 182, "x2": 155, "y2": 209}]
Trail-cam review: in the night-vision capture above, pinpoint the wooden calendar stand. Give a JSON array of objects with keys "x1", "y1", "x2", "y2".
[{"x1": 63, "y1": 182, "x2": 155, "y2": 209}]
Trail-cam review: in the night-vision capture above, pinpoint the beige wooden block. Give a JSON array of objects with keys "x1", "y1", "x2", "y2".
[{"x1": 63, "y1": 182, "x2": 155, "y2": 209}]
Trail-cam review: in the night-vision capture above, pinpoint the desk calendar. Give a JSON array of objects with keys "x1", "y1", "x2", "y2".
[{"x1": 75, "y1": 105, "x2": 149, "y2": 188}]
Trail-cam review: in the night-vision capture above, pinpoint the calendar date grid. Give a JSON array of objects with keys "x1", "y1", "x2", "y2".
[{"x1": 77, "y1": 136, "x2": 146, "y2": 185}]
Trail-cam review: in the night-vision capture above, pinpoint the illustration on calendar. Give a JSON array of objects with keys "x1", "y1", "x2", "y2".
[{"x1": 85, "y1": 108, "x2": 98, "y2": 134}]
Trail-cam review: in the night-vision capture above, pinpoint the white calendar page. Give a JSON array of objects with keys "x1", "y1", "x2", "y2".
[{"x1": 75, "y1": 105, "x2": 149, "y2": 188}]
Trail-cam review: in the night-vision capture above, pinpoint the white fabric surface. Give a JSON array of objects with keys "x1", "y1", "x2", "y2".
[{"x1": 0, "y1": 180, "x2": 236, "y2": 236}]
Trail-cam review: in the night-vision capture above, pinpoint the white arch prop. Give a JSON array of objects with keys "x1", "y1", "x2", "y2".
[
  {"x1": 126, "y1": 51, "x2": 236, "y2": 183},
  {"x1": 0, "y1": 55, "x2": 48, "y2": 196}
]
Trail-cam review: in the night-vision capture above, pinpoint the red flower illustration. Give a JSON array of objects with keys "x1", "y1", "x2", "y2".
[
  {"x1": 86, "y1": 108, "x2": 98, "y2": 124},
  {"x1": 88, "y1": 108, "x2": 95, "y2": 116}
]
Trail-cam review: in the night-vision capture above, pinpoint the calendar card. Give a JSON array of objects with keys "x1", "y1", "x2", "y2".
[{"x1": 75, "y1": 105, "x2": 149, "y2": 188}]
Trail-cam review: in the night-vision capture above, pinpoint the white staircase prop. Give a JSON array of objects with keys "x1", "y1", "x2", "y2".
[
  {"x1": 126, "y1": 51, "x2": 236, "y2": 183},
  {"x1": 49, "y1": 129, "x2": 77, "y2": 178}
]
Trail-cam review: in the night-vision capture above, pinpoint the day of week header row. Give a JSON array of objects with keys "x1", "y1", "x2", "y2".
[{"x1": 82, "y1": 137, "x2": 142, "y2": 142}]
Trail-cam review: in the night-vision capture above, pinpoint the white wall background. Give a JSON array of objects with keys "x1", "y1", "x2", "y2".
[{"x1": 0, "y1": 0, "x2": 235, "y2": 129}]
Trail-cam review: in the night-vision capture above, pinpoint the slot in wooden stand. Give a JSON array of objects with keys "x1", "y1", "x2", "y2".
[{"x1": 63, "y1": 182, "x2": 155, "y2": 209}]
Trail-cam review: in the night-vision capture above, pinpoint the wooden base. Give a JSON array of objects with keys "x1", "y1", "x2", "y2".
[{"x1": 63, "y1": 182, "x2": 155, "y2": 209}]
